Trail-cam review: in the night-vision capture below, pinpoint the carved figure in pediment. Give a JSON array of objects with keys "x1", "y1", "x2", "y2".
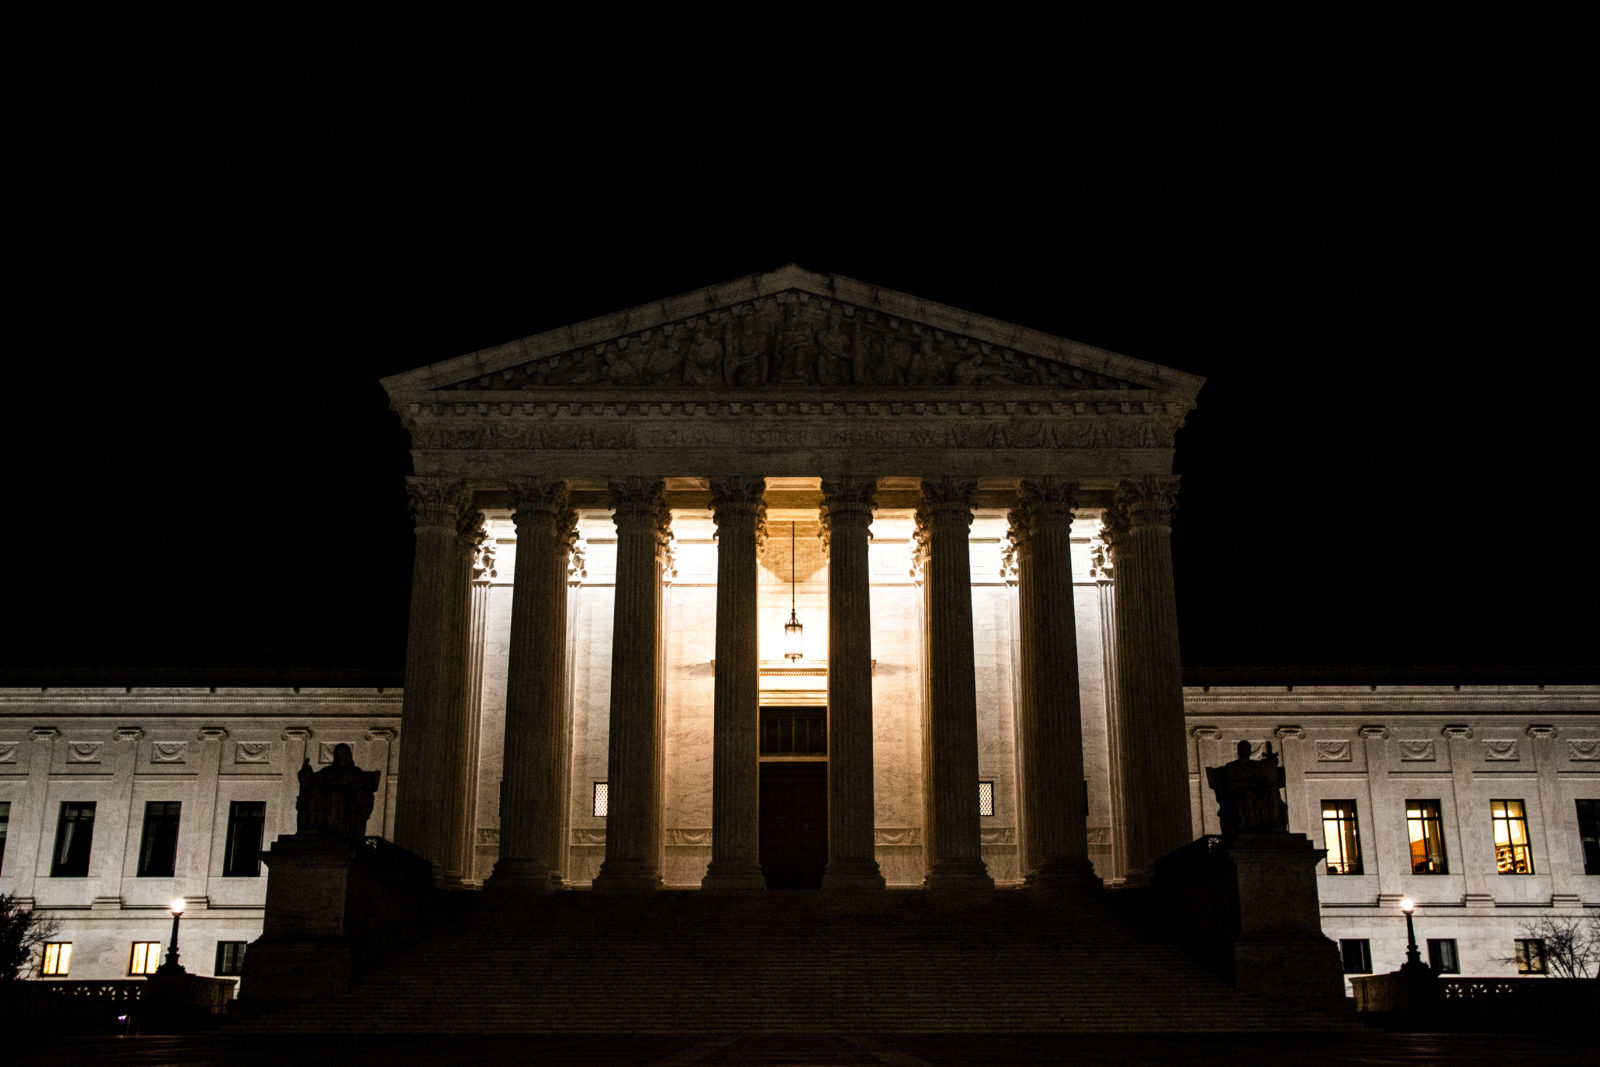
[
  {"x1": 602, "y1": 342, "x2": 649, "y2": 386},
  {"x1": 951, "y1": 350, "x2": 1020, "y2": 387},
  {"x1": 725, "y1": 310, "x2": 772, "y2": 386},
  {"x1": 814, "y1": 307, "x2": 860, "y2": 385},
  {"x1": 681, "y1": 325, "x2": 725, "y2": 386},
  {"x1": 874, "y1": 334, "x2": 923, "y2": 385},
  {"x1": 773, "y1": 306, "x2": 814, "y2": 382}
]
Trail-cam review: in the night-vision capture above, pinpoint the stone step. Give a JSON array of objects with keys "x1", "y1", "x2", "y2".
[{"x1": 233, "y1": 890, "x2": 1358, "y2": 1034}]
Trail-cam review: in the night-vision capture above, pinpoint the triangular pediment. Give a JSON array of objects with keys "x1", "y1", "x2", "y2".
[{"x1": 382, "y1": 265, "x2": 1203, "y2": 403}]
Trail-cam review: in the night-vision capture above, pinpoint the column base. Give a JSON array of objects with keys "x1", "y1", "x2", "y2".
[
  {"x1": 1025, "y1": 858, "x2": 1102, "y2": 896},
  {"x1": 821, "y1": 860, "x2": 886, "y2": 891},
  {"x1": 591, "y1": 860, "x2": 662, "y2": 894},
  {"x1": 701, "y1": 860, "x2": 767, "y2": 892},
  {"x1": 485, "y1": 858, "x2": 561, "y2": 893},
  {"x1": 923, "y1": 860, "x2": 994, "y2": 893}
]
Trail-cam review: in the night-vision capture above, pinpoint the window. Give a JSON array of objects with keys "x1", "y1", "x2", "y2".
[
  {"x1": 1427, "y1": 938, "x2": 1459, "y2": 974},
  {"x1": 592, "y1": 782, "x2": 608, "y2": 818},
  {"x1": 215, "y1": 941, "x2": 247, "y2": 977},
  {"x1": 758, "y1": 706, "x2": 827, "y2": 756},
  {"x1": 41, "y1": 943, "x2": 71, "y2": 976},
  {"x1": 1491, "y1": 799, "x2": 1534, "y2": 874},
  {"x1": 1578, "y1": 799, "x2": 1600, "y2": 876},
  {"x1": 137, "y1": 801, "x2": 182, "y2": 878},
  {"x1": 222, "y1": 801, "x2": 266, "y2": 877},
  {"x1": 978, "y1": 780, "x2": 995, "y2": 817},
  {"x1": 51, "y1": 801, "x2": 96, "y2": 877},
  {"x1": 1339, "y1": 939, "x2": 1372, "y2": 974},
  {"x1": 129, "y1": 941, "x2": 162, "y2": 975},
  {"x1": 1321, "y1": 800, "x2": 1362, "y2": 875},
  {"x1": 1515, "y1": 938, "x2": 1547, "y2": 975},
  {"x1": 1405, "y1": 799, "x2": 1449, "y2": 874},
  {"x1": 0, "y1": 800, "x2": 9, "y2": 876}
]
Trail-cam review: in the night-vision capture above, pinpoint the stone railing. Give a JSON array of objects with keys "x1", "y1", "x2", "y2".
[
  {"x1": 36, "y1": 979, "x2": 145, "y2": 1001},
  {"x1": 1352, "y1": 973, "x2": 1600, "y2": 1030}
]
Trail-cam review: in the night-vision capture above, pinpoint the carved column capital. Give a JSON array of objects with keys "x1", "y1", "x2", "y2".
[
  {"x1": 819, "y1": 476, "x2": 876, "y2": 550},
  {"x1": 914, "y1": 477, "x2": 975, "y2": 553},
  {"x1": 1007, "y1": 477, "x2": 1078, "y2": 545},
  {"x1": 406, "y1": 476, "x2": 472, "y2": 531},
  {"x1": 1110, "y1": 475, "x2": 1180, "y2": 532},
  {"x1": 708, "y1": 478, "x2": 768, "y2": 547},
  {"x1": 510, "y1": 478, "x2": 578, "y2": 553},
  {"x1": 607, "y1": 478, "x2": 671, "y2": 548}
]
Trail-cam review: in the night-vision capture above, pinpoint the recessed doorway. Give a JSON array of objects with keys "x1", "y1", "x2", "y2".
[{"x1": 758, "y1": 705, "x2": 828, "y2": 890}]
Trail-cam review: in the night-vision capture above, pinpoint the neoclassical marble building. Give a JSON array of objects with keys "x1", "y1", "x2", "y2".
[
  {"x1": 3, "y1": 269, "x2": 1595, "y2": 984},
  {"x1": 382, "y1": 266, "x2": 1201, "y2": 896}
]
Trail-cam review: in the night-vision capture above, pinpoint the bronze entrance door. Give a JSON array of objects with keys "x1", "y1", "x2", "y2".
[{"x1": 758, "y1": 706, "x2": 828, "y2": 889}]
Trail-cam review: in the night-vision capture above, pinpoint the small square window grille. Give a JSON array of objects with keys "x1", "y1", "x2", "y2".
[
  {"x1": 593, "y1": 782, "x2": 609, "y2": 818},
  {"x1": 978, "y1": 780, "x2": 995, "y2": 817}
]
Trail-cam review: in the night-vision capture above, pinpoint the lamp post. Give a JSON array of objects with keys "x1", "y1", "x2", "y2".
[
  {"x1": 1400, "y1": 897, "x2": 1421, "y2": 967},
  {"x1": 160, "y1": 897, "x2": 187, "y2": 974}
]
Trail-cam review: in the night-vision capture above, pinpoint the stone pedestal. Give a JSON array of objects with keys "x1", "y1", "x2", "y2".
[
  {"x1": 237, "y1": 835, "x2": 432, "y2": 1011},
  {"x1": 1153, "y1": 831, "x2": 1343, "y2": 1006}
]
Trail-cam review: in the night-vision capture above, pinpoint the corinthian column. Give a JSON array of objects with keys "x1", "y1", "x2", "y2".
[
  {"x1": 592, "y1": 478, "x2": 670, "y2": 893},
  {"x1": 820, "y1": 477, "x2": 886, "y2": 890},
  {"x1": 701, "y1": 479, "x2": 768, "y2": 891},
  {"x1": 1104, "y1": 474, "x2": 1189, "y2": 882},
  {"x1": 489, "y1": 479, "x2": 576, "y2": 892},
  {"x1": 1009, "y1": 478, "x2": 1098, "y2": 893},
  {"x1": 915, "y1": 478, "x2": 993, "y2": 892},
  {"x1": 396, "y1": 476, "x2": 474, "y2": 879}
]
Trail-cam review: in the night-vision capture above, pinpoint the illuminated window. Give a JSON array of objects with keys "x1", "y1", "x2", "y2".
[
  {"x1": 1515, "y1": 938, "x2": 1546, "y2": 974},
  {"x1": 978, "y1": 781, "x2": 995, "y2": 817},
  {"x1": 0, "y1": 800, "x2": 9, "y2": 876},
  {"x1": 222, "y1": 801, "x2": 266, "y2": 877},
  {"x1": 1339, "y1": 939, "x2": 1371, "y2": 974},
  {"x1": 1491, "y1": 800, "x2": 1534, "y2": 874},
  {"x1": 51, "y1": 801, "x2": 96, "y2": 877},
  {"x1": 129, "y1": 941, "x2": 162, "y2": 975},
  {"x1": 1577, "y1": 799, "x2": 1600, "y2": 876},
  {"x1": 215, "y1": 941, "x2": 247, "y2": 976},
  {"x1": 1427, "y1": 938, "x2": 1459, "y2": 974},
  {"x1": 42, "y1": 942, "x2": 71, "y2": 976},
  {"x1": 1321, "y1": 800, "x2": 1362, "y2": 875},
  {"x1": 593, "y1": 782, "x2": 608, "y2": 818},
  {"x1": 1405, "y1": 799, "x2": 1449, "y2": 874},
  {"x1": 137, "y1": 801, "x2": 182, "y2": 878}
]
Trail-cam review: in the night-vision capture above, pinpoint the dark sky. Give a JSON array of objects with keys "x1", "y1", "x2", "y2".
[{"x1": 7, "y1": 10, "x2": 1593, "y2": 682}]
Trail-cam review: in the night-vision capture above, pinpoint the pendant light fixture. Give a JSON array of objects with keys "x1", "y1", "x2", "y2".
[{"x1": 784, "y1": 521, "x2": 804, "y2": 662}]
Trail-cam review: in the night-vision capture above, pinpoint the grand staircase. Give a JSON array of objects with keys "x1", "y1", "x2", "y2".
[{"x1": 232, "y1": 889, "x2": 1356, "y2": 1033}]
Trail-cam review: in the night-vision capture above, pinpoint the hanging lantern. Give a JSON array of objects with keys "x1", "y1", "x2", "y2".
[{"x1": 784, "y1": 521, "x2": 804, "y2": 662}]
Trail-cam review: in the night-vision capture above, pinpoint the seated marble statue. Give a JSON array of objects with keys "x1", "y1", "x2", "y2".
[
  {"x1": 1205, "y1": 740, "x2": 1290, "y2": 840},
  {"x1": 296, "y1": 743, "x2": 381, "y2": 843}
]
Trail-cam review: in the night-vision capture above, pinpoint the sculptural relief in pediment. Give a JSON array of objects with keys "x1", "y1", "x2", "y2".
[{"x1": 445, "y1": 293, "x2": 1151, "y2": 392}]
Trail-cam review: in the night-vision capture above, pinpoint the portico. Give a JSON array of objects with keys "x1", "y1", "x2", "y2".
[{"x1": 380, "y1": 266, "x2": 1203, "y2": 893}]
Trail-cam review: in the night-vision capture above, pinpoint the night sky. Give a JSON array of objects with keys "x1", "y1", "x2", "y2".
[{"x1": 7, "y1": 10, "x2": 1593, "y2": 683}]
